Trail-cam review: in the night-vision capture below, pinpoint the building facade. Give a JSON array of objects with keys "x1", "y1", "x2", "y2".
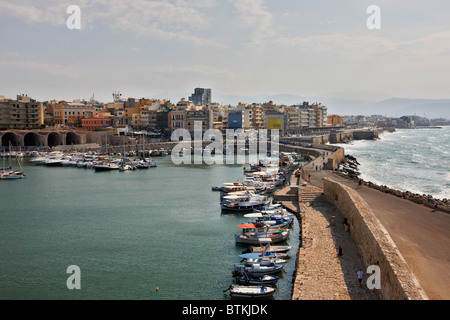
[
  {"x1": 81, "y1": 117, "x2": 112, "y2": 131},
  {"x1": 189, "y1": 88, "x2": 211, "y2": 106},
  {"x1": 0, "y1": 95, "x2": 44, "y2": 129}
]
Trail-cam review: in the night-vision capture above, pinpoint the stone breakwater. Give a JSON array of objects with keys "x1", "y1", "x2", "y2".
[{"x1": 338, "y1": 154, "x2": 450, "y2": 214}]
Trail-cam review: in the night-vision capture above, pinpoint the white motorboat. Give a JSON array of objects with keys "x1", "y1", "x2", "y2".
[
  {"x1": 94, "y1": 162, "x2": 120, "y2": 171},
  {"x1": 244, "y1": 238, "x2": 292, "y2": 254},
  {"x1": 221, "y1": 192, "x2": 268, "y2": 212},
  {"x1": 225, "y1": 285, "x2": 276, "y2": 298}
]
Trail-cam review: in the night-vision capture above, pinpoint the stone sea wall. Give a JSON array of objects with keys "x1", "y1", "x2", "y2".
[{"x1": 323, "y1": 178, "x2": 428, "y2": 300}]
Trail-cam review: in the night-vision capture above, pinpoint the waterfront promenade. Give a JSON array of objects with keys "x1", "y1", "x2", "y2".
[
  {"x1": 279, "y1": 173, "x2": 378, "y2": 299},
  {"x1": 295, "y1": 149, "x2": 450, "y2": 300}
]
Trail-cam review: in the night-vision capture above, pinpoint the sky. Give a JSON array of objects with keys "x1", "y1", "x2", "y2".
[{"x1": 1, "y1": 0, "x2": 450, "y2": 105}]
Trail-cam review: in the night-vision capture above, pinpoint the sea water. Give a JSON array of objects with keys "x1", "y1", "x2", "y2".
[
  {"x1": 0, "y1": 156, "x2": 299, "y2": 300},
  {"x1": 334, "y1": 126, "x2": 450, "y2": 200}
]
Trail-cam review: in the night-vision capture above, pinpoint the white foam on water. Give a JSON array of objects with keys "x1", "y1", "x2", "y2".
[{"x1": 342, "y1": 126, "x2": 450, "y2": 200}]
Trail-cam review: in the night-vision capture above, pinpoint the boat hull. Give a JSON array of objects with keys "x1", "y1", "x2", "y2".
[
  {"x1": 235, "y1": 231, "x2": 289, "y2": 245},
  {"x1": 246, "y1": 245, "x2": 292, "y2": 254},
  {"x1": 221, "y1": 203, "x2": 266, "y2": 212},
  {"x1": 94, "y1": 165, "x2": 120, "y2": 171},
  {"x1": 228, "y1": 285, "x2": 276, "y2": 298},
  {"x1": 235, "y1": 274, "x2": 279, "y2": 286},
  {"x1": 234, "y1": 263, "x2": 283, "y2": 276}
]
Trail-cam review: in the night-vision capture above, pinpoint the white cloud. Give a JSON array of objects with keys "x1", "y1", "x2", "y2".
[
  {"x1": 0, "y1": 59, "x2": 87, "y2": 78},
  {"x1": 229, "y1": 0, "x2": 274, "y2": 49},
  {"x1": 274, "y1": 30, "x2": 450, "y2": 63},
  {"x1": 0, "y1": 0, "x2": 66, "y2": 25},
  {"x1": 0, "y1": 0, "x2": 222, "y2": 47}
]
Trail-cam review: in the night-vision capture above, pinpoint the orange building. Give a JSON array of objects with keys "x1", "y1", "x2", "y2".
[
  {"x1": 82, "y1": 117, "x2": 112, "y2": 131},
  {"x1": 327, "y1": 115, "x2": 343, "y2": 127}
]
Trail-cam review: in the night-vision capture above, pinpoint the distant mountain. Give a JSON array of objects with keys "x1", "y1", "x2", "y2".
[
  {"x1": 213, "y1": 93, "x2": 310, "y2": 106},
  {"x1": 365, "y1": 98, "x2": 450, "y2": 119}
]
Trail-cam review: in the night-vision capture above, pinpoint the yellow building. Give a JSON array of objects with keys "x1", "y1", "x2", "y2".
[{"x1": 327, "y1": 115, "x2": 343, "y2": 127}]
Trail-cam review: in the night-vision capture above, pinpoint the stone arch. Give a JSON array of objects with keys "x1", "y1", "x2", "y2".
[
  {"x1": 48, "y1": 132, "x2": 63, "y2": 147},
  {"x1": 2, "y1": 132, "x2": 21, "y2": 147},
  {"x1": 66, "y1": 131, "x2": 81, "y2": 145},
  {"x1": 24, "y1": 132, "x2": 40, "y2": 146}
]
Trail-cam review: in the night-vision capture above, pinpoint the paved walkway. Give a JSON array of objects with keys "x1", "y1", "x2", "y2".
[
  {"x1": 301, "y1": 149, "x2": 450, "y2": 300},
  {"x1": 279, "y1": 170, "x2": 378, "y2": 300}
]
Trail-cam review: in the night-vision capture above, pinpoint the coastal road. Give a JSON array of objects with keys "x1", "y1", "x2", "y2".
[{"x1": 305, "y1": 153, "x2": 450, "y2": 300}]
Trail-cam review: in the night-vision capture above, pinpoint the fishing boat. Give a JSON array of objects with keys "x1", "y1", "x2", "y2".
[
  {"x1": 242, "y1": 257, "x2": 287, "y2": 264},
  {"x1": 233, "y1": 261, "x2": 284, "y2": 276},
  {"x1": 224, "y1": 284, "x2": 276, "y2": 298},
  {"x1": 243, "y1": 238, "x2": 292, "y2": 254},
  {"x1": 235, "y1": 229, "x2": 289, "y2": 245},
  {"x1": 245, "y1": 212, "x2": 294, "y2": 228},
  {"x1": 234, "y1": 271, "x2": 279, "y2": 286},
  {"x1": 237, "y1": 222, "x2": 288, "y2": 233},
  {"x1": 221, "y1": 192, "x2": 268, "y2": 212},
  {"x1": 239, "y1": 252, "x2": 288, "y2": 260}
]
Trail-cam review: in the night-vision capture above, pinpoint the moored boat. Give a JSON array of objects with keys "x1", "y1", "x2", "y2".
[
  {"x1": 221, "y1": 192, "x2": 268, "y2": 212},
  {"x1": 239, "y1": 252, "x2": 288, "y2": 260},
  {"x1": 234, "y1": 271, "x2": 279, "y2": 286},
  {"x1": 225, "y1": 284, "x2": 276, "y2": 298},
  {"x1": 94, "y1": 162, "x2": 120, "y2": 171},
  {"x1": 0, "y1": 170, "x2": 24, "y2": 179},
  {"x1": 235, "y1": 230, "x2": 289, "y2": 245},
  {"x1": 243, "y1": 238, "x2": 292, "y2": 254},
  {"x1": 233, "y1": 261, "x2": 284, "y2": 276}
]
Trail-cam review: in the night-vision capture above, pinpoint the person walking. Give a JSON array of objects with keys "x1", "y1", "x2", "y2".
[{"x1": 357, "y1": 269, "x2": 364, "y2": 287}]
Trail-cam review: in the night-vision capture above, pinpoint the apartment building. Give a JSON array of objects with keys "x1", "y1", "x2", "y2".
[
  {"x1": 53, "y1": 100, "x2": 96, "y2": 125},
  {"x1": 0, "y1": 95, "x2": 44, "y2": 129}
]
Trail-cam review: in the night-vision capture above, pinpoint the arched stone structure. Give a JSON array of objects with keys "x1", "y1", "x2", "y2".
[
  {"x1": 24, "y1": 132, "x2": 41, "y2": 146},
  {"x1": 1, "y1": 132, "x2": 21, "y2": 147},
  {"x1": 47, "y1": 132, "x2": 64, "y2": 147},
  {"x1": 66, "y1": 131, "x2": 81, "y2": 145}
]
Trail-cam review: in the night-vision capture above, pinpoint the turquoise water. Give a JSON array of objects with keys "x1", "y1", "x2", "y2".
[
  {"x1": 0, "y1": 157, "x2": 299, "y2": 300},
  {"x1": 335, "y1": 126, "x2": 450, "y2": 200}
]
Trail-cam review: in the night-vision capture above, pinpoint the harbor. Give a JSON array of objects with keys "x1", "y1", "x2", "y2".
[{"x1": 0, "y1": 151, "x2": 302, "y2": 300}]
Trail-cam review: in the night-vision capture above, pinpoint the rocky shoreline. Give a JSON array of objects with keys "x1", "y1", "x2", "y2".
[{"x1": 337, "y1": 154, "x2": 450, "y2": 214}]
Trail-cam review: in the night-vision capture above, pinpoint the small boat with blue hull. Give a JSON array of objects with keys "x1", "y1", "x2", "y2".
[
  {"x1": 243, "y1": 257, "x2": 287, "y2": 264},
  {"x1": 234, "y1": 272, "x2": 279, "y2": 286},
  {"x1": 235, "y1": 226, "x2": 289, "y2": 245},
  {"x1": 239, "y1": 252, "x2": 288, "y2": 260},
  {"x1": 221, "y1": 192, "x2": 268, "y2": 212},
  {"x1": 225, "y1": 285, "x2": 276, "y2": 298},
  {"x1": 233, "y1": 261, "x2": 284, "y2": 276},
  {"x1": 243, "y1": 238, "x2": 292, "y2": 254}
]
